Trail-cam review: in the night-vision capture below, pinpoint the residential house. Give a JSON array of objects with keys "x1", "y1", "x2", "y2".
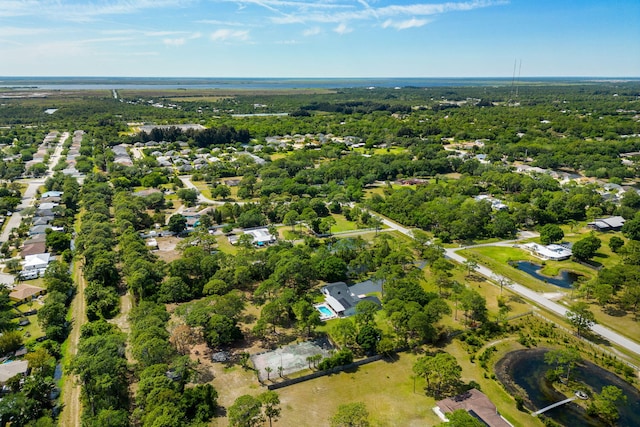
[
  {"x1": 588, "y1": 216, "x2": 626, "y2": 232},
  {"x1": 434, "y1": 389, "x2": 511, "y2": 427},
  {"x1": 320, "y1": 282, "x2": 380, "y2": 317},
  {"x1": 0, "y1": 360, "x2": 29, "y2": 385},
  {"x1": 29, "y1": 225, "x2": 52, "y2": 236},
  {"x1": 243, "y1": 228, "x2": 276, "y2": 246},
  {"x1": 32, "y1": 216, "x2": 54, "y2": 226},
  {"x1": 37, "y1": 202, "x2": 58, "y2": 211},
  {"x1": 22, "y1": 253, "x2": 51, "y2": 271},
  {"x1": 35, "y1": 209, "x2": 56, "y2": 218},
  {"x1": 9, "y1": 284, "x2": 46, "y2": 304},
  {"x1": 40, "y1": 191, "x2": 63, "y2": 199},
  {"x1": 21, "y1": 241, "x2": 47, "y2": 258},
  {"x1": 522, "y1": 243, "x2": 572, "y2": 261}
]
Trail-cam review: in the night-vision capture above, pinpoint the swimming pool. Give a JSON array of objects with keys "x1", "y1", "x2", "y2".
[{"x1": 314, "y1": 303, "x2": 337, "y2": 320}]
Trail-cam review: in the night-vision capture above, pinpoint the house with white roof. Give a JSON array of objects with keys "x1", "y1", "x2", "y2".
[
  {"x1": 244, "y1": 228, "x2": 276, "y2": 246},
  {"x1": 22, "y1": 253, "x2": 51, "y2": 271},
  {"x1": 522, "y1": 243, "x2": 572, "y2": 261}
]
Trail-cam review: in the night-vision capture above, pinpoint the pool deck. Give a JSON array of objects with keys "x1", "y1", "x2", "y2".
[{"x1": 314, "y1": 302, "x2": 337, "y2": 320}]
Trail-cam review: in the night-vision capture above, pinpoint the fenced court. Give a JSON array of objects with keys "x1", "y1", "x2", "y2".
[{"x1": 251, "y1": 338, "x2": 334, "y2": 382}]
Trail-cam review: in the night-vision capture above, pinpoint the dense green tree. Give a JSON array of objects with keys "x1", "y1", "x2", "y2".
[
  {"x1": 354, "y1": 300, "x2": 379, "y2": 328},
  {"x1": 176, "y1": 188, "x2": 198, "y2": 206},
  {"x1": 292, "y1": 299, "x2": 322, "y2": 336},
  {"x1": 587, "y1": 385, "x2": 627, "y2": 426},
  {"x1": 622, "y1": 216, "x2": 640, "y2": 241},
  {"x1": 413, "y1": 352, "x2": 462, "y2": 398},
  {"x1": 608, "y1": 235, "x2": 624, "y2": 253},
  {"x1": 330, "y1": 402, "x2": 370, "y2": 427},
  {"x1": 205, "y1": 314, "x2": 242, "y2": 348},
  {"x1": 544, "y1": 348, "x2": 582, "y2": 382},
  {"x1": 168, "y1": 214, "x2": 187, "y2": 233},
  {"x1": 228, "y1": 394, "x2": 264, "y2": 427},
  {"x1": 258, "y1": 391, "x2": 281, "y2": 427},
  {"x1": 566, "y1": 301, "x2": 596, "y2": 337},
  {"x1": 572, "y1": 234, "x2": 601, "y2": 261},
  {"x1": 539, "y1": 223, "x2": 564, "y2": 245},
  {"x1": 45, "y1": 230, "x2": 71, "y2": 253}
]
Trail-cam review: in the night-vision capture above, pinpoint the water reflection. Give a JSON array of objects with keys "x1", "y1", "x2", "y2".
[
  {"x1": 495, "y1": 348, "x2": 640, "y2": 426},
  {"x1": 516, "y1": 261, "x2": 581, "y2": 289}
]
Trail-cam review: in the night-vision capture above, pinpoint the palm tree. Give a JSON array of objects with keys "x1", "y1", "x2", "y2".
[{"x1": 265, "y1": 366, "x2": 272, "y2": 381}]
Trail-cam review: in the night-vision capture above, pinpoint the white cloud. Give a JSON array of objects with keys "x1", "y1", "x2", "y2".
[
  {"x1": 163, "y1": 32, "x2": 201, "y2": 46},
  {"x1": 303, "y1": 27, "x2": 322, "y2": 37},
  {"x1": 334, "y1": 23, "x2": 352, "y2": 35},
  {"x1": 196, "y1": 19, "x2": 246, "y2": 27},
  {"x1": 0, "y1": 0, "x2": 193, "y2": 21},
  {"x1": 271, "y1": 0, "x2": 507, "y2": 25},
  {"x1": 0, "y1": 27, "x2": 48, "y2": 37},
  {"x1": 382, "y1": 18, "x2": 430, "y2": 30},
  {"x1": 210, "y1": 29, "x2": 250, "y2": 42},
  {"x1": 164, "y1": 38, "x2": 186, "y2": 46}
]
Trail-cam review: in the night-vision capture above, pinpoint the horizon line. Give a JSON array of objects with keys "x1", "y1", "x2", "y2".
[{"x1": 2, "y1": 75, "x2": 640, "y2": 79}]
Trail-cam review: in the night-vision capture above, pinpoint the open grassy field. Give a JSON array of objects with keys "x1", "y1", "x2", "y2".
[
  {"x1": 190, "y1": 180, "x2": 214, "y2": 199},
  {"x1": 208, "y1": 337, "x2": 541, "y2": 427},
  {"x1": 589, "y1": 302, "x2": 640, "y2": 349},
  {"x1": 215, "y1": 233, "x2": 238, "y2": 255},
  {"x1": 331, "y1": 213, "x2": 358, "y2": 233},
  {"x1": 364, "y1": 183, "x2": 416, "y2": 197},
  {"x1": 459, "y1": 246, "x2": 595, "y2": 293},
  {"x1": 275, "y1": 353, "x2": 440, "y2": 427}
]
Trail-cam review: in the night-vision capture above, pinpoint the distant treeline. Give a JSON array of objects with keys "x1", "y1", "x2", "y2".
[
  {"x1": 300, "y1": 101, "x2": 413, "y2": 115},
  {"x1": 132, "y1": 125, "x2": 251, "y2": 147}
]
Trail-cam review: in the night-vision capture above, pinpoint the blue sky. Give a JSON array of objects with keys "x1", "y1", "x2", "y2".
[{"x1": 1, "y1": 0, "x2": 638, "y2": 77}]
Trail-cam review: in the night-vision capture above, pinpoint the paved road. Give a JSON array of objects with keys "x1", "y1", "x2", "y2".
[
  {"x1": 0, "y1": 135, "x2": 66, "y2": 280},
  {"x1": 365, "y1": 209, "x2": 640, "y2": 357},
  {"x1": 445, "y1": 247, "x2": 640, "y2": 356}
]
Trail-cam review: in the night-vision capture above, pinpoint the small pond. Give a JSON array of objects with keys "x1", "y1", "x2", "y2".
[
  {"x1": 516, "y1": 261, "x2": 582, "y2": 289},
  {"x1": 495, "y1": 348, "x2": 640, "y2": 426}
]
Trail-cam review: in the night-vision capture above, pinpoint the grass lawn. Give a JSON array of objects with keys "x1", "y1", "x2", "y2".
[
  {"x1": 331, "y1": 214, "x2": 358, "y2": 233},
  {"x1": 364, "y1": 183, "x2": 416, "y2": 198},
  {"x1": 446, "y1": 339, "x2": 545, "y2": 427},
  {"x1": 190, "y1": 180, "x2": 214, "y2": 199},
  {"x1": 588, "y1": 303, "x2": 640, "y2": 351},
  {"x1": 459, "y1": 246, "x2": 593, "y2": 293},
  {"x1": 211, "y1": 339, "x2": 542, "y2": 427},
  {"x1": 215, "y1": 234, "x2": 238, "y2": 255},
  {"x1": 275, "y1": 352, "x2": 441, "y2": 427},
  {"x1": 459, "y1": 242, "x2": 640, "y2": 364}
]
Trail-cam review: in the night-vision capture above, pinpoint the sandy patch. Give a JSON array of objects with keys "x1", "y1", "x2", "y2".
[
  {"x1": 542, "y1": 292, "x2": 565, "y2": 301},
  {"x1": 154, "y1": 236, "x2": 181, "y2": 262}
]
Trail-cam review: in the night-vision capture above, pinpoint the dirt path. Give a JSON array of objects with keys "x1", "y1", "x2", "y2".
[
  {"x1": 108, "y1": 293, "x2": 135, "y2": 363},
  {"x1": 59, "y1": 262, "x2": 88, "y2": 427}
]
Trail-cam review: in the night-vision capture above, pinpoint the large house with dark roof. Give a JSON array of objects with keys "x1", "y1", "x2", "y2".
[
  {"x1": 588, "y1": 216, "x2": 626, "y2": 232},
  {"x1": 320, "y1": 281, "x2": 381, "y2": 317}
]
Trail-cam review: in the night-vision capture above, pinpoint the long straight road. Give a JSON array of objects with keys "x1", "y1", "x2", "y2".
[
  {"x1": 366, "y1": 209, "x2": 640, "y2": 358},
  {"x1": 445, "y1": 247, "x2": 640, "y2": 356}
]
